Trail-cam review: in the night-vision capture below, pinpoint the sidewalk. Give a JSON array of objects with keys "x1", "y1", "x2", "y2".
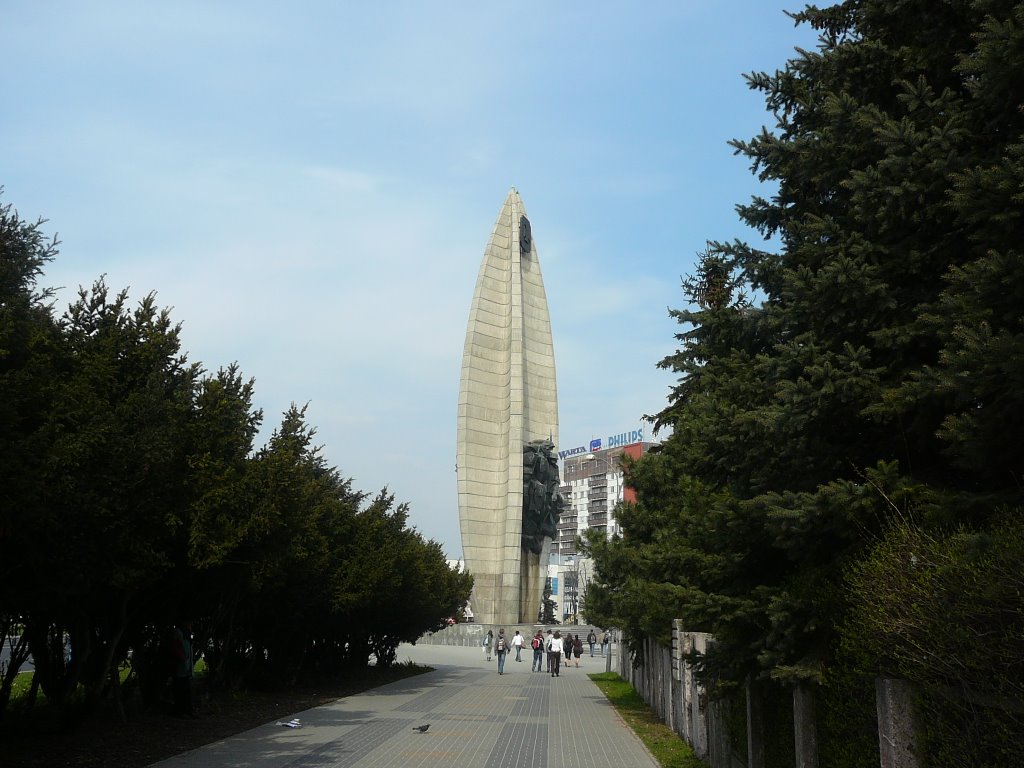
[{"x1": 151, "y1": 643, "x2": 657, "y2": 768}]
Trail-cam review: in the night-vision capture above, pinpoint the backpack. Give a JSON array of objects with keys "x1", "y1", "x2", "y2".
[
  {"x1": 531, "y1": 636, "x2": 541, "y2": 650},
  {"x1": 496, "y1": 637, "x2": 506, "y2": 652}
]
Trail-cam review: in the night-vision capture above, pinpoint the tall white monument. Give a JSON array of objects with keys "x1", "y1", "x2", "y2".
[{"x1": 456, "y1": 188, "x2": 559, "y2": 625}]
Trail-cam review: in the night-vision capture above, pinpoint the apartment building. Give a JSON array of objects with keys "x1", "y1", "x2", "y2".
[{"x1": 553, "y1": 429, "x2": 654, "y2": 622}]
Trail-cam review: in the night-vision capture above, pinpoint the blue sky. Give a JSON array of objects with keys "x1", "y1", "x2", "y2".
[{"x1": 2, "y1": 1, "x2": 817, "y2": 557}]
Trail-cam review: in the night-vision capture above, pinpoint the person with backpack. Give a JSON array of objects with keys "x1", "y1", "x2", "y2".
[
  {"x1": 494, "y1": 628, "x2": 509, "y2": 674},
  {"x1": 531, "y1": 630, "x2": 544, "y2": 671},
  {"x1": 587, "y1": 629, "x2": 597, "y2": 656},
  {"x1": 563, "y1": 630, "x2": 574, "y2": 668}
]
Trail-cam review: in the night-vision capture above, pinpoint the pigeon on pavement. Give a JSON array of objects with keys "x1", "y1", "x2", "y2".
[{"x1": 412, "y1": 724, "x2": 430, "y2": 733}]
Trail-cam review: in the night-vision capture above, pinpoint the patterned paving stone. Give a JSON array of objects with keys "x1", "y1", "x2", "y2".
[{"x1": 150, "y1": 643, "x2": 657, "y2": 768}]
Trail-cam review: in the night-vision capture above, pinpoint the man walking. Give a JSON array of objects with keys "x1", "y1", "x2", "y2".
[
  {"x1": 512, "y1": 630, "x2": 524, "y2": 662},
  {"x1": 587, "y1": 629, "x2": 597, "y2": 656},
  {"x1": 495, "y1": 629, "x2": 509, "y2": 675},
  {"x1": 549, "y1": 631, "x2": 564, "y2": 677}
]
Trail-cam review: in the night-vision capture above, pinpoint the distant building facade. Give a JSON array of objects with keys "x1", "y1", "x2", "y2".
[{"x1": 553, "y1": 429, "x2": 655, "y2": 623}]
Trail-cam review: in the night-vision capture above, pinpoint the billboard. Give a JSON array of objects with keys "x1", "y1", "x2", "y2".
[{"x1": 558, "y1": 427, "x2": 645, "y2": 460}]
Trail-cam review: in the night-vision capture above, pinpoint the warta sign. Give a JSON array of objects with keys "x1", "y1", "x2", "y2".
[{"x1": 558, "y1": 427, "x2": 645, "y2": 460}]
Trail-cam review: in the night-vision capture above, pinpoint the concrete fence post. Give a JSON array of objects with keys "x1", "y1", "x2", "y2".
[
  {"x1": 793, "y1": 682, "x2": 820, "y2": 768},
  {"x1": 662, "y1": 642, "x2": 672, "y2": 726},
  {"x1": 708, "y1": 695, "x2": 732, "y2": 768},
  {"x1": 876, "y1": 677, "x2": 919, "y2": 768},
  {"x1": 671, "y1": 620, "x2": 682, "y2": 736},
  {"x1": 746, "y1": 676, "x2": 766, "y2": 768},
  {"x1": 691, "y1": 633, "x2": 710, "y2": 760}
]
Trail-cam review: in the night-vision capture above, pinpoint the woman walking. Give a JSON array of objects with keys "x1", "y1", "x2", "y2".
[
  {"x1": 482, "y1": 629, "x2": 493, "y2": 662},
  {"x1": 572, "y1": 634, "x2": 583, "y2": 667}
]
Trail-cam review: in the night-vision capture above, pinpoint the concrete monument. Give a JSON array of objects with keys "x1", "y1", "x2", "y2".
[{"x1": 456, "y1": 188, "x2": 561, "y2": 625}]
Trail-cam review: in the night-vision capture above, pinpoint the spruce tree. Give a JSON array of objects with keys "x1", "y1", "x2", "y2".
[{"x1": 586, "y1": 2, "x2": 1024, "y2": 747}]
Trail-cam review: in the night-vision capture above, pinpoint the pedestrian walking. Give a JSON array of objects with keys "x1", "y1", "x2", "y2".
[
  {"x1": 572, "y1": 634, "x2": 583, "y2": 668},
  {"x1": 483, "y1": 629, "x2": 493, "y2": 662},
  {"x1": 563, "y1": 631, "x2": 574, "y2": 668},
  {"x1": 531, "y1": 630, "x2": 544, "y2": 671},
  {"x1": 587, "y1": 629, "x2": 597, "y2": 656},
  {"x1": 549, "y1": 630, "x2": 564, "y2": 677},
  {"x1": 495, "y1": 629, "x2": 509, "y2": 674},
  {"x1": 601, "y1": 629, "x2": 610, "y2": 657},
  {"x1": 545, "y1": 630, "x2": 554, "y2": 673},
  {"x1": 512, "y1": 630, "x2": 524, "y2": 662}
]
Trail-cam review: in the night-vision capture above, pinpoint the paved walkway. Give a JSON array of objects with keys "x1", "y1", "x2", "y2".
[{"x1": 152, "y1": 643, "x2": 657, "y2": 768}]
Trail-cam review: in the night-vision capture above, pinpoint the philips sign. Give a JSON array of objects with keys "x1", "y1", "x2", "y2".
[{"x1": 607, "y1": 429, "x2": 644, "y2": 449}]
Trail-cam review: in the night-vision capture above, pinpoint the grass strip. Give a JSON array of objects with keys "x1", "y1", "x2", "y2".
[{"x1": 589, "y1": 671, "x2": 705, "y2": 768}]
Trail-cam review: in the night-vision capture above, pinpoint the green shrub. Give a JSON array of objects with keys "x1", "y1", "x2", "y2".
[{"x1": 847, "y1": 515, "x2": 1024, "y2": 767}]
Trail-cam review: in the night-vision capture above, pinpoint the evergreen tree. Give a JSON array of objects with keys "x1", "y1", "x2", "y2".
[
  {"x1": 586, "y1": 4, "x2": 1024, "y2": 760},
  {"x1": 0, "y1": 197, "x2": 61, "y2": 718}
]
